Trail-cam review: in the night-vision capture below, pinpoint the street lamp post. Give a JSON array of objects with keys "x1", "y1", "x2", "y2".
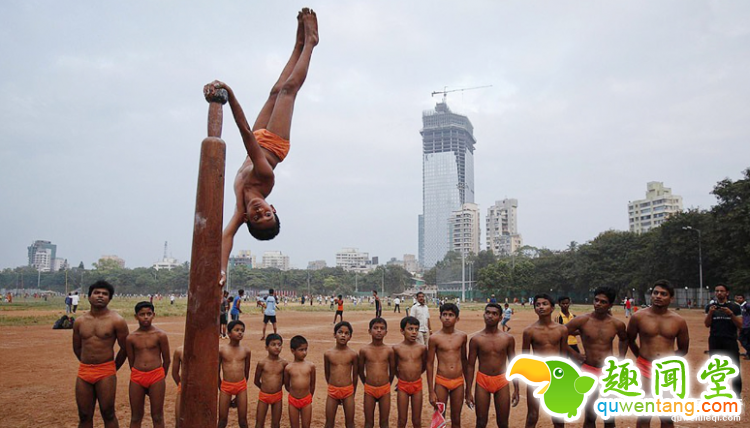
[
  {"x1": 461, "y1": 251, "x2": 466, "y2": 302},
  {"x1": 682, "y1": 226, "x2": 703, "y2": 290}
]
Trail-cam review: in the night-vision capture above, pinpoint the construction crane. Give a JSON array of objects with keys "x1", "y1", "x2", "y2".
[{"x1": 431, "y1": 85, "x2": 492, "y2": 103}]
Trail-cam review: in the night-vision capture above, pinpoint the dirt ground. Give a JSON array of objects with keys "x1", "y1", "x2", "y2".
[{"x1": 1, "y1": 304, "x2": 748, "y2": 427}]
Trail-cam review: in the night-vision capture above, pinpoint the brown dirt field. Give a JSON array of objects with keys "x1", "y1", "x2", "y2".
[{"x1": 0, "y1": 305, "x2": 747, "y2": 427}]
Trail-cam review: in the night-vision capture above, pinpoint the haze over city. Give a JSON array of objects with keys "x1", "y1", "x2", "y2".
[{"x1": 2, "y1": 1, "x2": 749, "y2": 270}]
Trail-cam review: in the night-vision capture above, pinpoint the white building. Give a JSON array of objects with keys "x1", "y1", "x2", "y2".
[
  {"x1": 33, "y1": 248, "x2": 53, "y2": 272},
  {"x1": 307, "y1": 260, "x2": 327, "y2": 270},
  {"x1": 486, "y1": 199, "x2": 522, "y2": 256},
  {"x1": 230, "y1": 250, "x2": 256, "y2": 269},
  {"x1": 628, "y1": 182, "x2": 683, "y2": 234},
  {"x1": 262, "y1": 251, "x2": 290, "y2": 271},
  {"x1": 53, "y1": 258, "x2": 69, "y2": 272},
  {"x1": 403, "y1": 254, "x2": 419, "y2": 273},
  {"x1": 450, "y1": 203, "x2": 481, "y2": 256},
  {"x1": 153, "y1": 257, "x2": 181, "y2": 271},
  {"x1": 336, "y1": 248, "x2": 371, "y2": 272}
]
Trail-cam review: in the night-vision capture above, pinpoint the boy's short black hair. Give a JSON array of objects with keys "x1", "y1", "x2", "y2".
[
  {"x1": 557, "y1": 296, "x2": 571, "y2": 303},
  {"x1": 227, "y1": 320, "x2": 245, "y2": 333},
  {"x1": 485, "y1": 303, "x2": 502, "y2": 313},
  {"x1": 653, "y1": 279, "x2": 675, "y2": 296},
  {"x1": 372, "y1": 290, "x2": 378, "y2": 295},
  {"x1": 593, "y1": 287, "x2": 617, "y2": 305},
  {"x1": 533, "y1": 294, "x2": 555, "y2": 307},
  {"x1": 439, "y1": 302, "x2": 460, "y2": 317},
  {"x1": 227, "y1": 296, "x2": 234, "y2": 302},
  {"x1": 400, "y1": 316, "x2": 420, "y2": 330},
  {"x1": 246, "y1": 214, "x2": 281, "y2": 241},
  {"x1": 290, "y1": 335, "x2": 307, "y2": 350},
  {"x1": 268, "y1": 288, "x2": 275, "y2": 294},
  {"x1": 135, "y1": 301, "x2": 155, "y2": 314},
  {"x1": 237, "y1": 289, "x2": 245, "y2": 296},
  {"x1": 334, "y1": 321, "x2": 353, "y2": 335},
  {"x1": 265, "y1": 333, "x2": 283, "y2": 346},
  {"x1": 369, "y1": 317, "x2": 387, "y2": 330},
  {"x1": 338, "y1": 294, "x2": 343, "y2": 299},
  {"x1": 88, "y1": 280, "x2": 115, "y2": 298}
]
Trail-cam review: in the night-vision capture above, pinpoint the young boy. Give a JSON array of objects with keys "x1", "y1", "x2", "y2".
[
  {"x1": 393, "y1": 316, "x2": 428, "y2": 428},
  {"x1": 555, "y1": 296, "x2": 579, "y2": 355},
  {"x1": 231, "y1": 290, "x2": 244, "y2": 321},
  {"x1": 126, "y1": 301, "x2": 171, "y2": 428},
  {"x1": 522, "y1": 294, "x2": 568, "y2": 428},
  {"x1": 285, "y1": 335, "x2": 316, "y2": 428},
  {"x1": 333, "y1": 294, "x2": 344, "y2": 324},
  {"x1": 171, "y1": 345, "x2": 184, "y2": 428},
  {"x1": 501, "y1": 303, "x2": 513, "y2": 332},
  {"x1": 359, "y1": 318, "x2": 395, "y2": 428},
  {"x1": 466, "y1": 303, "x2": 519, "y2": 428},
  {"x1": 218, "y1": 320, "x2": 252, "y2": 428},
  {"x1": 254, "y1": 333, "x2": 288, "y2": 428},
  {"x1": 427, "y1": 303, "x2": 468, "y2": 428},
  {"x1": 220, "y1": 291, "x2": 230, "y2": 339},
  {"x1": 324, "y1": 321, "x2": 359, "y2": 428}
]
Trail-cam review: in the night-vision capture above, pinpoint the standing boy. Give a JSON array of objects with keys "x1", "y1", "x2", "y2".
[
  {"x1": 126, "y1": 301, "x2": 171, "y2": 428},
  {"x1": 373, "y1": 290, "x2": 382, "y2": 318},
  {"x1": 220, "y1": 291, "x2": 230, "y2": 339},
  {"x1": 465, "y1": 303, "x2": 519, "y2": 428},
  {"x1": 171, "y1": 345, "x2": 183, "y2": 428},
  {"x1": 426, "y1": 303, "x2": 468, "y2": 428},
  {"x1": 72, "y1": 280, "x2": 129, "y2": 428},
  {"x1": 393, "y1": 316, "x2": 428, "y2": 428},
  {"x1": 218, "y1": 320, "x2": 252, "y2": 428},
  {"x1": 555, "y1": 296, "x2": 579, "y2": 355},
  {"x1": 627, "y1": 280, "x2": 689, "y2": 428},
  {"x1": 254, "y1": 333, "x2": 288, "y2": 428},
  {"x1": 565, "y1": 287, "x2": 627, "y2": 428},
  {"x1": 285, "y1": 335, "x2": 316, "y2": 428},
  {"x1": 394, "y1": 296, "x2": 401, "y2": 313},
  {"x1": 501, "y1": 304, "x2": 513, "y2": 332},
  {"x1": 261, "y1": 288, "x2": 279, "y2": 341},
  {"x1": 324, "y1": 321, "x2": 358, "y2": 428},
  {"x1": 231, "y1": 290, "x2": 244, "y2": 322},
  {"x1": 522, "y1": 294, "x2": 568, "y2": 428},
  {"x1": 333, "y1": 294, "x2": 344, "y2": 324},
  {"x1": 72, "y1": 291, "x2": 80, "y2": 313},
  {"x1": 359, "y1": 318, "x2": 395, "y2": 428}
]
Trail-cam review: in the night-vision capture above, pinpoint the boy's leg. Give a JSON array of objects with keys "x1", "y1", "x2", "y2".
[
  {"x1": 474, "y1": 384, "x2": 491, "y2": 428},
  {"x1": 343, "y1": 395, "x2": 356, "y2": 428},
  {"x1": 494, "y1": 387, "x2": 511, "y2": 428},
  {"x1": 148, "y1": 379, "x2": 167, "y2": 428},
  {"x1": 270, "y1": 400, "x2": 283, "y2": 428},
  {"x1": 272, "y1": 321, "x2": 278, "y2": 335},
  {"x1": 447, "y1": 386, "x2": 464, "y2": 428},
  {"x1": 218, "y1": 392, "x2": 231, "y2": 428},
  {"x1": 95, "y1": 376, "x2": 119, "y2": 428},
  {"x1": 175, "y1": 391, "x2": 181, "y2": 428},
  {"x1": 262, "y1": 321, "x2": 268, "y2": 339},
  {"x1": 128, "y1": 381, "x2": 147, "y2": 428},
  {"x1": 255, "y1": 400, "x2": 269, "y2": 428},
  {"x1": 364, "y1": 393, "x2": 376, "y2": 428},
  {"x1": 324, "y1": 396, "x2": 339, "y2": 428},
  {"x1": 377, "y1": 393, "x2": 391, "y2": 428},
  {"x1": 411, "y1": 391, "x2": 423, "y2": 428},
  {"x1": 525, "y1": 386, "x2": 540, "y2": 428},
  {"x1": 75, "y1": 379, "x2": 96, "y2": 428},
  {"x1": 288, "y1": 403, "x2": 301, "y2": 428},
  {"x1": 396, "y1": 390, "x2": 409, "y2": 428},
  {"x1": 236, "y1": 390, "x2": 249, "y2": 428},
  {"x1": 301, "y1": 402, "x2": 313, "y2": 428}
]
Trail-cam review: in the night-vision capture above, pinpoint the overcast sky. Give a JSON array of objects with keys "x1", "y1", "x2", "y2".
[{"x1": 2, "y1": 1, "x2": 749, "y2": 270}]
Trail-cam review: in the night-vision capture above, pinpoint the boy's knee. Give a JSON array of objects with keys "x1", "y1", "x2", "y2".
[
  {"x1": 218, "y1": 418, "x2": 228, "y2": 428},
  {"x1": 279, "y1": 80, "x2": 301, "y2": 96},
  {"x1": 151, "y1": 412, "x2": 164, "y2": 425},
  {"x1": 476, "y1": 415, "x2": 488, "y2": 428},
  {"x1": 101, "y1": 407, "x2": 117, "y2": 422},
  {"x1": 78, "y1": 410, "x2": 94, "y2": 423}
]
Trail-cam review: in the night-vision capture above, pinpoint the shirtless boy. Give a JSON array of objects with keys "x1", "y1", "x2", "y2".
[
  {"x1": 393, "y1": 316, "x2": 428, "y2": 428},
  {"x1": 324, "y1": 321, "x2": 359, "y2": 428},
  {"x1": 359, "y1": 318, "x2": 395, "y2": 428},
  {"x1": 285, "y1": 335, "x2": 316, "y2": 428},
  {"x1": 254, "y1": 333, "x2": 288, "y2": 428},
  {"x1": 627, "y1": 280, "x2": 689, "y2": 428},
  {"x1": 126, "y1": 302, "x2": 171, "y2": 428},
  {"x1": 171, "y1": 345, "x2": 183, "y2": 428},
  {"x1": 522, "y1": 294, "x2": 568, "y2": 428},
  {"x1": 218, "y1": 320, "x2": 252, "y2": 428},
  {"x1": 466, "y1": 303, "x2": 519, "y2": 428},
  {"x1": 72, "y1": 280, "x2": 129, "y2": 428},
  {"x1": 216, "y1": 9, "x2": 319, "y2": 285},
  {"x1": 565, "y1": 287, "x2": 627, "y2": 428},
  {"x1": 427, "y1": 303, "x2": 468, "y2": 428}
]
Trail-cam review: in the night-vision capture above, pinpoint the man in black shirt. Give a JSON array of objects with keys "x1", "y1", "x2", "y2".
[{"x1": 705, "y1": 283, "x2": 742, "y2": 395}]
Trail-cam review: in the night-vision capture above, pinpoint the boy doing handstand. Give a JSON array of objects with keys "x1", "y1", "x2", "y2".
[
  {"x1": 126, "y1": 302, "x2": 171, "y2": 428},
  {"x1": 359, "y1": 318, "x2": 395, "y2": 428},
  {"x1": 218, "y1": 320, "x2": 252, "y2": 428},
  {"x1": 254, "y1": 334, "x2": 288, "y2": 428},
  {"x1": 393, "y1": 316, "x2": 428, "y2": 428},
  {"x1": 427, "y1": 303, "x2": 468, "y2": 428},
  {"x1": 285, "y1": 335, "x2": 316, "y2": 428},
  {"x1": 324, "y1": 321, "x2": 358, "y2": 428}
]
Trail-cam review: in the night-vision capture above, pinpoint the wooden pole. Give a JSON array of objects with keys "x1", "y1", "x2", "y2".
[{"x1": 179, "y1": 87, "x2": 228, "y2": 427}]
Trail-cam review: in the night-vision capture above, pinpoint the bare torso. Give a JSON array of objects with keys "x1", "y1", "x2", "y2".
[
  {"x1": 525, "y1": 322, "x2": 567, "y2": 356},
  {"x1": 234, "y1": 152, "x2": 278, "y2": 209},
  {"x1": 127, "y1": 327, "x2": 168, "y2": 371},
  {"x1": 219, "y1": 344, "x2": 251, "y2": 383},
  {"x1": 360, "y1": 344, "x2": 393, "y2": 386},
  {"x1": 257, "y1": 357, "x2": 287, "y2": 393},
  {"x1": 285, "y1": 361, "x2": 315, "y2": 398},
  {"x1": 629, "y1": 307, "x2": 687, "y2": 360},
  {"x1": 393, "y1": 342, "x2": 426, "y2": 382},
  {"x1": 432, "y1": 330, "x2": 468, "y2": 378},
  {"x1": 472, "y1": 330, "x2": 513, "y2": 375},
  {"x1": 325, "y1": 347, "x2": 358, "y2": 387},
  {"x1": 74, "y1": 310, "x2": 127, "y2": 364}
]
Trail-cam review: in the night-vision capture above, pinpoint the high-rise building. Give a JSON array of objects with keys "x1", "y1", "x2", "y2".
[
  {"x1": 450, "y1": 203, "x2": 481, "y2": 256},
  {"x1": 336, "y1": 247, "x2": 373, "y2": 272},
  {"x1": 628, "y1": 182, "x2": 683, "y2": 234},
  {"x1": 230, "y1": 250, "x2": 256, "y2": 269},
  {"x1": 28, "y1": 240, "x2": 57, "y2": 272},
  {"x1": 419, "y1": 102, "x2": 476, "y2": 268},
  {"x1": 403, "y1": 254, "x2": 418, "y2": 273},
  {"x1": 486, "y1": 199, "x2": 522, "y2": 256},
  {"x1": 262, "y1": 251, "x2": 290, "y2": 271}
]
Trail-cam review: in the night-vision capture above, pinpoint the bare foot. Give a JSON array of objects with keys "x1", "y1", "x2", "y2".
[{"x1": 302, "y1": 8, "x2": 319, "y2": 47}]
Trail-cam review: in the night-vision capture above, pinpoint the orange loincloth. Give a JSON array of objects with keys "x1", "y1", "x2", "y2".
[
  {"x1": 220, "y1": 378, "x2": 248, "y2": 396},
  {"x1": 130, "y1": 367, "x2": 166, "y2": 389},
  {"x1": 364, "y1": 383, "x2": 391, "y2": 400},
  {"x1": 289, "y1": 393, "x2": 313, "y2": 409},
  {"x1": 636, "y1": 356, "x2": 652, "y2": 379},
  {"x1": 254, "y1": 129, "x2": 290, "y2": 162},
  {"x1": 581, "y1": 364, "x2": 602, "y2": 377},
  {"x1": 77, "y1": 360, "x2": 117, "y2": 385},
  {"x1": 397, "y1": 378, "x2": 423, "y2": 396},
  {"x1": 327, "y1": 384, "x2": 354, "y2": 400},
  {"x1": 435, "y1": 374, "x2": 464, "y2": 392},
  {"x1": 259, "y1": 390, "x2": 283, "y2": 405},
  {"x1": 476, "y1": 372, "x2": 509, "y2": 394}
]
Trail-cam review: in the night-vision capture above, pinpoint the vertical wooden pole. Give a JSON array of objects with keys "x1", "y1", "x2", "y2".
[{"x1": 180, "y1": 87, "x2": 228, "y2": 427}]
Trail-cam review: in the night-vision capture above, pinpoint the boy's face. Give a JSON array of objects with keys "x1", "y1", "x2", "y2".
[
  {"x1": 440, "y1": 310, "x2": 458, "y2": 327},
  {"x1": 534, "y1": 298, "x2": 554, "y2": 317},
  {"x1": 369, "y1": 322, "x2": 387, "y2": 341},
  {"x1": 88, "y1": 288, "x2": 111, "y2": 307},
  {"x1": 334, "y1": 326, "x2": 352, "y2": 345},
  {"x1": 593, "y1": 294, "x2": 612, "y2": 314},
  {"x1": 484, "y1": 307, "x2": 501, "y2": 327},
  {"x1": 245, "y1": 198, "x2": 277, "y2": 228},
  {"x1": 651, "y1": 286, "x2": 672, "y2": 307},
  {"x1": 559, "y1": 299, "x2": 571, "y2": 313},
  {"x1": 229, "y1": 324, "x2": 245, "y2": 340},
  {"x1": 267, "y1": 339, "x2": 283, "y2": 356},
  {"x1": 292, "y1": 344, "x2": 308, "y2": 360},
  {"x1": 401, "y1": 323, "x2": 419, "y2": 342},
  {"x1": 135, "y1": 307, "x2": 155, "y2": 327}
]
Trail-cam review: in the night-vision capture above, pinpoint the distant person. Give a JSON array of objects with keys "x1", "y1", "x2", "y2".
[
  {"x1": 501, "y1": 303, "x2": 513, "y2": 332},
  {"x1": 65, "y1": 293, "x2": 73, "y2": 314},
  {"x1": 393, "y1": 296, "x2": 401, "y2": 313},
  {"x1": 71, "y1": 291, "x2": 80, "y2": 313},
  {"x1": 556, "y1": 296, "x2": 579, "y2": 355},
  {"x1": 736, "y1": 293, "x2": 750, "y2": 359},
  {"x1": 705, "y1": 284, "x2": 742, "y2": 394},
  {"x1": 261, "y1": 289, "x2": 279, "y2": 341},
  {"x1": 373, "y1": 290, "x2": 382, "y2": 318},
  {"x1": 411, "y1": 292, "x2": 431, "y2": 345},
  {"x1": 625, "y1": 297, "x2": 632, "y2": 317},
  {"x1": 170, "y1": 294, "x2": 175, "y2": 305},
  {"x1": 220, "y1": 291, "x2": 230, "y2": 339},
  {"x1": 333, "y1": 295, "x2": 344, "y2": 324},
  {"x1": 231, "y1": 289, "x2": 245, "y2": 321}
]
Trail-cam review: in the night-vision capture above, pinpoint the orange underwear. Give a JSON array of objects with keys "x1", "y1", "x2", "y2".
[
  {"x1": 636, "y1": 356, "x2": 652, "y2": 379},
  {"x1": 130, "y1": 367, "x2": 166, "y2": 389},
  {"x1": 254, "y1": 129, "x2": 290, "y2": 162},
  {"x1": 327, "y1": 384, "x2": 354, "y2": 401},
  {"x1": 397, "y1": 378, "x2": 423, "y2": 395},
  {"x1": 220, "y1": 378, "x2": 248, "y2": 396},
  {"x1": 364, "y1": 383, "x2": 391, "y2": 400},
  {"x1": 476, "y1": 372, "x2": 509, "y2": 394},
  {"x1": 581, "y1": 364, "x2": 602, "y2": 377},
  {"x1": 259, "y1": 390, "x2": 283, "y2": 405},
  {"x1": 289, "y1": 393, "x2": 313, "y2": 409},
  {"x1": 435, "y1": 374, "x2": 464, "y2": 392},
  {"x1": 77, "y1": 361, "x2": 117, "y2": 384}
]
